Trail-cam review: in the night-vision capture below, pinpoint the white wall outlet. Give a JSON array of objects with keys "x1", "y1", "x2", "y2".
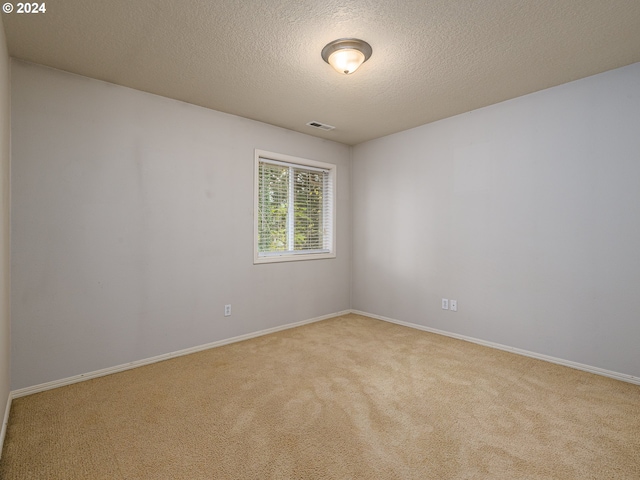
[
  {"x1": 224, "y1": 304, "x2": 231, "y2": 317},
  {"x1": 450, "y1": 300, "x2": 457, "y2": 312},
  {"x1": 442, "y1": 298, "x2": 449, "y2": 310}
]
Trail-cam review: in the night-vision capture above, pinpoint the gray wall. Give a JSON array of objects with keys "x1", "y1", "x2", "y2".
[
  {"x1": 0, "y1": 22, "x2": 11, "y2": 416},
  {"x1": 11, "y1": 60, "x2": 351, "y2": 390},
  {"x1": 10, "y1": 58, "x2": 640, "y2": 391},
  {"x1": 352, "y1": 63, "x2": 640, "y2": 378}
]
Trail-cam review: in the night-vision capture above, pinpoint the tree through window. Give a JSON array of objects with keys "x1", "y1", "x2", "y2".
[{"x1": 254, "y1": 151, "x2": 336, "y2": 263}]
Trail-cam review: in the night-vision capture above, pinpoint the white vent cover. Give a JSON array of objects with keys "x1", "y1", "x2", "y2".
[{"x1": 306, "y1": 121, "x2": 335, "y2": 131}]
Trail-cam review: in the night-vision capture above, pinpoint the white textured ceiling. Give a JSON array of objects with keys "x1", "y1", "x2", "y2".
[{"x1": 3, "y1": 1, "x2": 640, "y2": 145}]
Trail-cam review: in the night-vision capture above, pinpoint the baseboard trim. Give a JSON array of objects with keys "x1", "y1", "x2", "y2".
[
  {"x1": 12, "y1": 310, "x2": 351, "y2": 399},
  {"x1": 0, "y1": 392, "x2": 11, "y2": 459},
  {"x1": 13, "y1": 308, "x2": 638, "y2": 398},
  {"x1": 350, "y1": 310, "x2": 640, "y2": 386}
]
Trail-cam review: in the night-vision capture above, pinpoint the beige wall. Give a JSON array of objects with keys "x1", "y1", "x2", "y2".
[
  {"x1": 352, "y1": 63, "x2": 640, "y2": 378},
  {"x1": 0, "y1": 21, "x2": 11, "y2": 428},
  {"x1": 10, "y1": 60, "x2": 351, "y2": 390}
]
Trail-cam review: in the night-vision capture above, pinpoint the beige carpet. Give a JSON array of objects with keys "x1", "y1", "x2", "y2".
[{"x1": 1, "y1": 314, "x2": 639, "y2": 479}]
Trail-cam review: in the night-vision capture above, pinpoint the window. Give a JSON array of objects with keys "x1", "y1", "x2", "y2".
[{"x1": 254, "y1": 150, "x2": 336, "y2": 263}]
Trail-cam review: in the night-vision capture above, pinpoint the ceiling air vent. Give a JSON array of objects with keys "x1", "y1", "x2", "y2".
[{"x1": 306, "y1": 121, "x2": 335, "y2": 131}]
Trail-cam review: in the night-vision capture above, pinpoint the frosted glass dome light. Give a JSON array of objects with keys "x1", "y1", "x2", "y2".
[{"x1": 321, "y1": 38, "x2": 372, "y2": 75}]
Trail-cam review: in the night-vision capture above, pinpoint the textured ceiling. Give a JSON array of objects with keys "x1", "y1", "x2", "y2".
[{"x1": 3, "y1": 0, "x2": 640, "y2": 145}]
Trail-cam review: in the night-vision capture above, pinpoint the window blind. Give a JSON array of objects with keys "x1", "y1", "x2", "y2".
[{"x1": 258, "y1": 158, "x2": 333, "y2": 257}]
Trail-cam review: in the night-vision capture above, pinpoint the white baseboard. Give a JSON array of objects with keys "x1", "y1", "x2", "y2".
[
  {"x1": 350, "y1": 310, "x2": 640, "y2": 386},
  {"x1": 12, "y1": 310, "x2": 351, "y2": 399},
  {"x1": 12, "y1": 308, "x2": 638, "y2": 399},
  {"x1": 0, "y1": 392, "x2": 11, "y2": 459}
]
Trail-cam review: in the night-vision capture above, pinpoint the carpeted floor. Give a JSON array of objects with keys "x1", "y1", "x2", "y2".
[{"x1": 1, "y1": 313, "x2": 639, "y2": 479}]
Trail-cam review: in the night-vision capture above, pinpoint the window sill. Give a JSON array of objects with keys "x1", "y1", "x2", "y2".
[{"x1": 253, "y1": 252, "x2": 336, "y2": 264}]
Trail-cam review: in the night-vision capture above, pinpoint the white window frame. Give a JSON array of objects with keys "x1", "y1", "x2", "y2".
[{"x1": 254, "y1": 149, "x2": 337, "y2": 264}]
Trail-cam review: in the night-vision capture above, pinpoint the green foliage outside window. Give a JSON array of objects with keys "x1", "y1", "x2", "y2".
[{"x1": 258, "y1": 162, "x2": 325, "y2": 253}]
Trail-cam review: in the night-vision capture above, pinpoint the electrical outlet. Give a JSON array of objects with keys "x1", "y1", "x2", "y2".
[
  {"x1": 450, "y1": 300, "x2": 457, "y2": 312},
  {"x1": 224, "y1": 304, "x2": 231, "y2": 317},
  {"x1": 442, "y1": 298, "x2": 449, "y2": 310}
]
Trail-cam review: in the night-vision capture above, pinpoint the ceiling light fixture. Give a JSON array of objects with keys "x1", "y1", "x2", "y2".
[{"x1": 321, "y1": 38, "x2": 372, "y2": 75}]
